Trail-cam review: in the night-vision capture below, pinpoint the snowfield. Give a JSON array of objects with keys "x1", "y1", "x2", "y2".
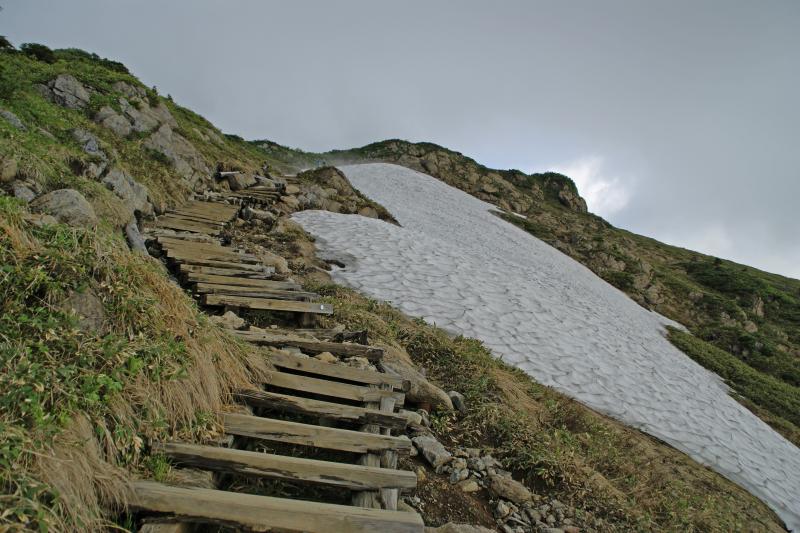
[{"x1": 292, "y1": 163, "x2": 800, "y2": 530}]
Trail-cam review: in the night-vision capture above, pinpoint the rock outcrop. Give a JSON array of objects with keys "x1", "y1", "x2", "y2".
[
  {"x1": 102, "y1": 167, "x2": 154, "y2": 217},
  {"x1": 37, "y1": 74, "x2": 91, "y2": 109}
]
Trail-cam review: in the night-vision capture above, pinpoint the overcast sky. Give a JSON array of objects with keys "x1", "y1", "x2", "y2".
[{"x1": 4, "y1": 1, "x2": 799, "y2": 278}]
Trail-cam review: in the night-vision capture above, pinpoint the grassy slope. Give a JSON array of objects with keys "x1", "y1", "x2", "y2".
[{"x1": 310, "y1": 140, "x2": 800, "y2": 446}]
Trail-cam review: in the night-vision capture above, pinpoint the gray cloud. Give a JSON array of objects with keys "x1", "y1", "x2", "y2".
[{"x1": 4, "y1": 0, "x2": 798, "y2": 277}]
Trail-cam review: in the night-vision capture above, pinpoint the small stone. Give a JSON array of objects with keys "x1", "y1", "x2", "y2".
[
  {"x1": 563, "y1": 526, "x2": 580, "y2": 533},
  {"x1": 414, "y1": 466, "x2": 427, "y2": 482},
  {"x1": 488, "y1": 474, "x2": 533, "y2": 505},
  {"x1": 467, "y1": 457, "x2": 486, "y2": 472},
  {"x1": 285, "y1": 184, "x2": 301, "y2": 195},
  {"x1": 59, "y1": 288, "x2": 105, "y2": 332},
  {"x1": 314, "y1": 351, "x2": 338, "y2": 363},
  {"x1": 0, "y1": 109, "x2": 26, "y2": 130},
  {"x1": 12, "y1": 182, "x2": 36, "y2": 203},
  {"x1": 30, "y1": 189, "x2": 97, "y2": 228},
  {"x1": 0, "y1": 157, "x2": 18, "y2": 182},
  {"x1": 457, "y1": 479, "x2": 480, "y2": 492},
  {"x1": 448, "y1": 390, "x2": 467, "y2": 413},
  {"x1": 546, "y1": 514, "x2": 556, "y2": 525},
  {"x1": 449, "y1": 468, "x2": 468, "y2": 484},
  {"x1": 412, "y1": 435, "x2": 452, "y2": 469},
  {"x1": 495, "y1": 500, "x2": 512, "y2": 519},
  {"x1": 210, "y1": 310, "x2": 245, "y2": 330}
]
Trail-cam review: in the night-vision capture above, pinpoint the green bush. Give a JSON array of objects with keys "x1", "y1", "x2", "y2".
[
  {"x1": 0, "y1": 36, "x2": 14, "y2": 51},
  {"x1": 20, "y1": 43, "x2": 56, "y2": 64}
]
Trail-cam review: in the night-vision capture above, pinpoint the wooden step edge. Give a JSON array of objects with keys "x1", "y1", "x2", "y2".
[
  {"x1": 230, "y1": 332, "x2": 383, "y2": 361},
  {"x1": 264, "y1": 370, "x2": 405, "y2": 407},
  {"x1": 129, "y1": 481, "x2": 424, "y2": 533},
  {"x1": 153, "y1": 442, "x2": 417, "y2": 490},
  {"x1": 221, "y1": 412, "x2": 412, "y2": 455},
  {"x1": 204, "y1": 295, "x2": 333, "y2": 315}
]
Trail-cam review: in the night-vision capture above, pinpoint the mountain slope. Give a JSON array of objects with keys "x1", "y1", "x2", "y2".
[
  {"x1": 293, "y1": 163, "x2": 800, "y2": 531},
  {"x1": 306, "y1": 140, "x2": 800, "y2": 446}
]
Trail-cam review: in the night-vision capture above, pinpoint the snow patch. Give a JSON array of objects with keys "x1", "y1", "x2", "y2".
[{"x1": 292, "y1": 163, "x2": 800, "y2": 530}]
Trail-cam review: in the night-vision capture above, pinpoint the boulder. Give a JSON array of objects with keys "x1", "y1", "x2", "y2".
[
  {"x1": 425, "y1": 524, "x2": 495, "y2": 533},
  {"x1": 59, "y1": 288, "x2": 105, "y2": 332},
  {"x1": 30, "y1": 189, "x2": 97, "y2": 229},
  {"x1": 226, "y1": 172, "x2": 257, "y2": 191},
  {"x1": 557, "y1": 188, "x2": 588, "y2": 213},
  {"x1": 71, "y1": 128, "x2": 106, "y2": 160},
  {"x1": 488, "y1": 474, "x2": 533, "y2": 505},
  {"x1": 0, "y1": 156, "x2": 18, "y2": 182},
  {"x1": 380, "y1": 346, "x2": 453, "y2": 411},
  {"x1": 314, "y1": 351, "x2": 338, "y2": 364},
  {"x1": 39, "y1": 74, "x2": 91, "y2": 109},
  {"x1": 412, "y1": 435, "x2": 451, "y2": 469},
  {"x1": 357, "y1": 206, "x2": 379, "y2": 218},
  {"x1": 0, "y1": 109, "x2": 26, "y2": 131},
  {"x1": 102, "y1": 168, "x2": 154, "y2": 217},
  {"x1": 257, "y1": 249, "x2": 290, "y2": 274},
  {"x1": 119, "y1": 97, "x2": 160, "y2": 133},
  {"x1": 95, "y1": 106, "x2": 132, "y2": 137},
  {"x1": 285, "y1": 184, "x2": 301, "y2": 195}
]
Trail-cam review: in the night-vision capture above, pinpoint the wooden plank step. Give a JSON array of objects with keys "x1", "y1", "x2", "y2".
[
  {"x1": 130, "y1": 481, "x2": 424, "y2": 533},
  {"x1": 182, "y1": 265, "x2": 275, "y2": 279},
  {"x1": 232, "y1": 331, "x2": 383, "y2": 361},
  {"x1": 266, "y1": 351, "x2": 408, "y2": 391},
  {"x1": 160, "y1": 213, "x2": 226, "y2": 226},
  {"x1": 155, "y1": 442, "x2": 416, "y2": 490},
  {"x1": 204, "y1": 295, "x2": 333, "y2": 315},
  {"x1": 264, "y1": 370, "x2": 404, "y2": 406},
  {"x1": 234, "y1": 389, "x2": 408, "y2": 430},
  {"x1": 177, "y1": 201, "x2": 239, "y2": 216},
  {"x1": 165, "y1": 249, "x2": 262, "y2": 265},
  {"x1": 185, "y1": 272, "x2": 299, "y2": 289},
  {"x1": 169, "y1": 205, "x2": 238, "y2": 219},
  {"x1": 158, "y1": 238, "x2": 258, "y2": 260},
  {"x1": 222, "y1": 413, "x2": 412, "y2": 454},
  {"x1": 174, "y1": 257, "x2": 268, "y2": 272},
  {"x1": 194, "y1": 283, "x2": 318, "y2": 301},
  {"x1": 152, "y1": 219, "x2": 222, "y2": 235}
]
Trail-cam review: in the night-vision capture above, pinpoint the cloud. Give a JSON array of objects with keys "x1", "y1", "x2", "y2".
[{"x1": 550, "y1": 157, "x2": 631, "y2": 217}]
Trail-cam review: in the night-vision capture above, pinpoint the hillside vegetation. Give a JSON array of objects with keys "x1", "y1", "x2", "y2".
[
  {"x1": 314, "y1": 140, "x2": 800, "y2": 446},
  {"x1": 0, "y1": 42, "x2": 792, "y2": 532}
]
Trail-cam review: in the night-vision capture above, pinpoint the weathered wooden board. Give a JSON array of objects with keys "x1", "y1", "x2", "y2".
[
  {"x1": 182, "y1": 265, "x2": 275, "y2": 279},
  {"x1": 266, "y1": 351, "x2": 408, "y2": 391},
  {"x1": 232, "y1": 331, "x2": 383, "y2": 361},
  {"x1": 152, "y1": 218, "x2": 222, "y2": 235},
  {"x1": 175, "y1": 257, "x2": 267, "y2": 272},
  {"x1": 185, "y1": 272, "x2": 298, "y2": 289},
  {"x1": 264, "y1": 370, "x2": 404, "y2": 406},
  {"x1": 234, "y1": 389, "x2": 408, "y2": 430},
  {"x1": 221, "y1": 413, "x2": 412, "y2": 454},
  {"x1": 154, "y1": 442, "x2": 416, "y2": 490},
  {"x1": 194, "y1": 283, "x2": 318, "y2": 301},
  {"x1": 159, "y1": 239, "x2": 258, "y2": 261},
  {"x1": 130, "y1": 481, "x2": 424, "y2": 533},
  {"x1": 161, "y1": 213, "x2": 226, "y2": 226},
  {"x1": 204, "y1": 295, "x2": 333, "y2": 315}
]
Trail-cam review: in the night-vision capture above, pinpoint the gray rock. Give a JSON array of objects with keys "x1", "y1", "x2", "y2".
[
  {"x1": 488, "y1": 474, "x2": 533, "y2": 505},
  {"x1": 102, "y1": 168, "x2": 154, "y2": 217},
  {"x1": 124, "y1": 218, "x2": 147, "y2": 253},
  {"x1": 448, "y1": 390, "x2": 467, "y2": 414},
  {"x1": 30, "y1": 189, "x2": 97, "y2": 228},
  {"x1": 40, "y1": 74, "x2": 91, "y2": 109},
  {"x1": 424, "y1": 524, "x2": 495, "y2": 533},
  {"x1": 112, "y1": 81, "x2": 147, "y2": 99},
  {"x1": 12, "y1": 183, "x2": 36, "y2": 203},
  {"x1": 71, "y1": 128, "x2": 106, "y2": 160},
  {"x1": 211, "y1": 310, "x2": 246, "y2": 330},
  {"x1": 95, "y1": 106, "x2": 132, "y2": 137},
  {"x1": 119, "y1": 97, "x2": 159, "y2": 133},
  {"x1": 412, "y1": 435, "x2": 452, "y2": 469},
  {"x1": 226, "y1": 172, "x2": 257, "y2": 191},
  {"x1": 0, "y1": 109, "x2": 26, "y2": 130},
  {"x1": 143, "y1": 124, "x2": 209, "y2": 185},
  {"x1": 59, "y1": 288, "x2": 105, "y2": 332}
]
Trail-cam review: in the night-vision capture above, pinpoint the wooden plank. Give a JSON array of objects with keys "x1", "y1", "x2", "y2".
[
  {"x1": 221, "y1": 413, "x2": 412, "y2": 455},
  {"x1": 182, "y1": 265, "x2": 275, "y2": 279},
  {"x1": 159, "y1": 239, "x2": 259, "y2": 261},
  {"x1": 161, "y1": 213, "x2": 226, "y2": 226},
  {"x1": 231, "y1": 332, "x2": 383, "y2": 361},
  {"x1": 204, "y1": 295, "x2": 333, "y2": 315},
  {"x1": 379, "y1": 387, "x2": 399, "y2": 510},
  {"x1": 234, "y1": 389, "x2": 408, "y2": 430},
  {"x1": 175, "y1": 258, "x2": 267, "y2": 272},
  {"x1": 266, "y1": 351, "x2": 408, "y2": 391},
  {"x1": 130, "y1": 482, "x2": 424, "y2": 533},
  {"x1": 152, "y1": 218, "x2": 221, "y2": 235},
  {"x1": 166, "y1": 249, "x2": 262, "y2": 265},
  {"x1": 264, "y1": 371, "x2": 404, "y2": 406},
  {"x1": 154, "y1": 442, "x2": 416, "y2": 490},
  {"x1": 194, "y1": 283, "x2": 318, "y2": 301},
  {"x1": 185, "y1": 272, "x2": 298, "y2": 289}
]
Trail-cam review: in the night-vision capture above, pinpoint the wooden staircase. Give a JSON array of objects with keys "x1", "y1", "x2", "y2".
[{"x1": 138, "y1": 197, "x2": 424, "y2": 532}]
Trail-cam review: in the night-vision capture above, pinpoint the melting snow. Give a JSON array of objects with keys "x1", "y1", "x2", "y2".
[{"x1": 292, "y1": 163, "x2": 800, "y2": 530}]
